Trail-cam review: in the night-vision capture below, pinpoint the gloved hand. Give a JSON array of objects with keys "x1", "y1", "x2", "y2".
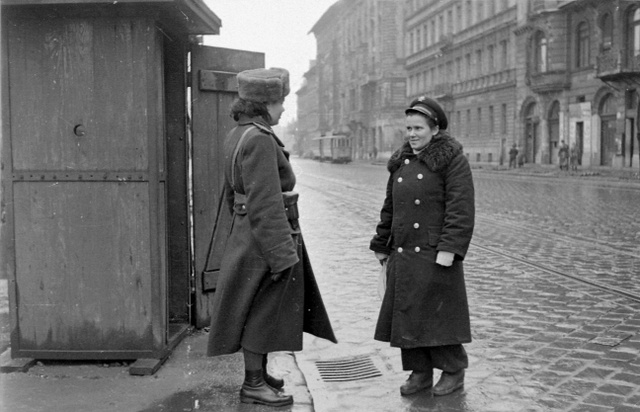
[
  {"x1": 436, "y1": 251, "x2": 455, "y2": 267},
  {"x1": 374, "y1": 252, "x2": 389, "y2": 265},
  {"x1": 271, "y1": 266, "x2": 293, "y2": 282}
]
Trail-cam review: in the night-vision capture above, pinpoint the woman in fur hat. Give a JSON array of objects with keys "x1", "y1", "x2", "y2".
[
  {"x1": 370, "y1": 96, "x2": 475, "y2": 397},
  {"x1": 206, "y1": 68, "x2": 336, "y2": 407}
]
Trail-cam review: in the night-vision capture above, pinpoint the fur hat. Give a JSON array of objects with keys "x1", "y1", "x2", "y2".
[
  {"x1": 237, "y1": 68, "x2": 290, "y2": 103},
  {"x1": 405, "y1": 96, "x2": 448, "y2": 130}
]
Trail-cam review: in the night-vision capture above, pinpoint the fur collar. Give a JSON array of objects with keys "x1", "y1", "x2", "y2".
[{"x1": 388, "y1": 132, "x2": 463, "y2": 173}]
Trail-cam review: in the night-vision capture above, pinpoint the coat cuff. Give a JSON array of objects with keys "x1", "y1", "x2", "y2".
[{"x1": 266, "y1": 240, "x2": 300, "y2": 273}]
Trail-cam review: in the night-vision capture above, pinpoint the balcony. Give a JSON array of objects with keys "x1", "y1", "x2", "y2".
[
  {"x1": 596, "y1": 49, "x2": 640, "y2": 81},
  {"x1": 526, "y1": 70, "x2": 569, "y2": 93}
]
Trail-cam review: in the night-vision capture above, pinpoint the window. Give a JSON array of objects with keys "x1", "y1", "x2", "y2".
[
  {"x1": 477, "y1": 0, "x2": 484, "y2": 21},
  {"x1": 501, "y1": 40, "x2": 508, "y2": 67},
  {"x1": 476, "y1": 49, "x2": 483, "y2": 75},
  {"x1": 533, "y1": 31, "x2": 548, "y2": 72},
  {"x1": 466, "y1": 1, "x2": 473, "y2": 27},
  {"x1": 447, "y1": 10, "x2": 453, "y2": 34},
  {"x1": 488, "y1": 45, "x2": 495, "y2": 71},
  {"x1": 431, "y1": 19, "x2": 436, "y2": 43},
  {"x1": 465, "y1": 53, "x2": 471, "y2": 78},
  {"x1": 424, "y1": 23, "x2": 428, "y2": 46},
  {"x1": 477, "y1": 108, "x2": 482, "y2": 133},
  {"x1": 576, "y1": 22, "x2": 590, "y2": 68},
  {"x1": 629, "y1": 8, "x2": 640, "y2": 60},
  {"x1": 456, "y1": 5, "x2": 462, "y2": 32},
  {"x1": 489, "y1": 106, "x2": 494, "y2": 133},
  {"x1": 501, "y1": 103, "x2": 507, "y2": 134},
  {"x1": 466, "y1": 109, "x2": 471, "y2": 135},
  {"x1": 488, "y1": 0, "x2": 495, "y2": 16},
  {"x1": 456, "y1": 57, "x2": 462, "y2": 79},
  {"x1": 600, "y1": 13, "x2": 613, "y2": 51}
]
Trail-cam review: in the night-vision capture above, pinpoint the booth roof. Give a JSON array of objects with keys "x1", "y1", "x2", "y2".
[{"x1": 0, "y1": 0, "x2": 222, "y2": 35}]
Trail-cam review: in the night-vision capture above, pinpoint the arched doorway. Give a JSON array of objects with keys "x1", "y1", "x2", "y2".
[
  {"x1": 524, "y1": 102, "x2": 539, "y2": 164},
  {"x1": 599, "y1": 94, "x2": 617, "y2": 166},
  {"x1": 548, "y1": 101, "x2": 560, "y2": 164}
]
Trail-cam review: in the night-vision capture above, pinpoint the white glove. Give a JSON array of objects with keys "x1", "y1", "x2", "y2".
[
  {"x1": 374, "y1": 252, "x2": 389, "y2": 265},
  {"x1": 436, "y1": 251, "x2": 455, "y2": 267}
]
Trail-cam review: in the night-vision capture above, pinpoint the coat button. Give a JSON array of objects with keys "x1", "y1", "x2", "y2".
[
  {"x1": 414, "y1": 199, "x2": 421, "y2": 205},
  {"x1": 404, "y1": 159, "x2": 410, "y2": 164},
  {"x1": 413, "y1": 223, "x2": 420, "y2": 229},
  {"x1": 398, "y1": 177, "x2": 403, "y2": 183},
  {"x1": 414, "y1": 246, "x2": 421, "y2": 252},
  {"x1": 417, "y1": 174, "x2": 424, "y2": 179},
  {"x1": 397, "y1": 247, "x2": 403, "y2": 253}
]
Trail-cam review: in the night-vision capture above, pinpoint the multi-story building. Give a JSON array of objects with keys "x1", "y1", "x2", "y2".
[
  {"x1": 407, "y1": 0, "x2": 640, "y2": 169},
  {"x1": 406, "y1": 0, "x2": 518, "y2": 165},
  {"x1": 295, "y1": 60, "x2": 319, "y2": 156},
  {"x1": 305, "y1": 0, "x2": 407, "y2": 159},
  {"x1": 518, "y1": 0, "x2": 640, "y2": 168}
]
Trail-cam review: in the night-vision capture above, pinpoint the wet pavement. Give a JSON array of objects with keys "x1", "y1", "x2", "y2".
[
  {"x1": 2, "y1": 158, "x2": 640, "y2": 411},
  {"x1": 292, "y1": 159, "x2": 640, "y2": 412}
]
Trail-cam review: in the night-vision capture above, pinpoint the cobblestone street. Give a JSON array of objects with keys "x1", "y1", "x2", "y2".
[{"x1": 292, "y1": 158, "x2": 640, "y2": 412}]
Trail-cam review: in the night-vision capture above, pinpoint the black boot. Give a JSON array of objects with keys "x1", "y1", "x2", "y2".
[
  {"x1": 433, "y1": 369, "x2": 465, "y2": 396},
  {"x1": 400, "y1": 370, "x2": 433, "y2": 396},
  {"x1": 240, "y1": 369, "x2": 293, "y2": 407},
  {"x1": 263, "y1": 354, "x2": 285, "y2": 390}
]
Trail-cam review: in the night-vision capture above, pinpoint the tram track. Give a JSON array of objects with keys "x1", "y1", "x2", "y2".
[
  {"x1": 471, "y1": 238, "x2": 640, "y2": 304},
  {"x1": 298, "y1": 171, "x2": 640, "y2": 305}
]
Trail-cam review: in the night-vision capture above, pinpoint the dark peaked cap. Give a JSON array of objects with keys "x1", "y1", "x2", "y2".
[
  {"x1": 237, "y1": 67, "x2": 290, "y2": 103},
  {"x1": 405, "y1": 96, "x2": 448, "y2": 130}
]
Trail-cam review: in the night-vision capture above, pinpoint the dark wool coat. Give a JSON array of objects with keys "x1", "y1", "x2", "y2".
[
  {"x1": 207, "y1": 116, "x2": 336, "y2": 356},
  {"x1": 370, "y1": 132, "x2": 475, "y2": 349}
]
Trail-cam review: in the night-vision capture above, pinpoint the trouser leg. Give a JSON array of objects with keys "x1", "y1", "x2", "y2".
[
  {"x1": 401, "y1": 347, "x2": 432, "y2": 372},
  {"x1": 401, "y1": 344, "x2": 468, "y2": 373},
  {"x1": 430, "y1": 344, "x2": 468, "y2": 373}
]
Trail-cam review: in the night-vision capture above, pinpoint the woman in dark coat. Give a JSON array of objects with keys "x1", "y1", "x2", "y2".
[
  {"x1": 206, "y1": 68, "x2": 336, "y2": 407},
  {"x1": 370, "y1": 96, "x2": 475, "y2": 397}
]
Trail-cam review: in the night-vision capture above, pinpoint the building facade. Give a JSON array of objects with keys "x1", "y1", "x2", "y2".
[
  {"x1": 295, "y1": 60, "x2": 319, "y2": 156},
  {"x1": 406, "y1": 0, "x2": 519, "y2": 165},
  {"x1": 304, "y1": 0, "x2": 407, "y2": 160},
  {"x1": 517, "y1": 0, "x2": 640, "y2": 168},
  {"x1": 407, "y1": 0, "x2": 640, "y2": 168},
  {"x1": 301, "y1": 0, "x2": 640, "y2": 169}
]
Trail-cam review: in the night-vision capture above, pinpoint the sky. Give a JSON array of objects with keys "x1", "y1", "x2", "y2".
[{"x1": 202, "y1": 0, "x2": 339, "y2": 127}]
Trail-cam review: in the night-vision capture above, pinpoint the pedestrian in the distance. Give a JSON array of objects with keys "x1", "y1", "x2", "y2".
[
  {"x1": 370, "y1": 96, "x2": 475, "y2": 397},
  {"x1": 558, "y1": 140, "x2": 569, "y2": 171},
  {"x1": 205, "y1": 67, "x2": 337, "y2": 407},
  {"x1": 508, "y1": 144, "x2": 518, "y2": 169}
]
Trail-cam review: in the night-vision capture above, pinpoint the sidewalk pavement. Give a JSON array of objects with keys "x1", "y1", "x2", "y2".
[{"x1": 0, "y1": 322, "x2": 313, "y2": 412}]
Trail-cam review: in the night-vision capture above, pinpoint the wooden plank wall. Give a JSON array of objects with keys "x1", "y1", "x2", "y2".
[{"x1": 5, "y1": 10, "x2": 166, "y2": 356}]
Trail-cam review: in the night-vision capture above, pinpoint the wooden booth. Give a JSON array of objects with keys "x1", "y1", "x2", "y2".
[{"x1": 1, "y1": 0, "x2": 264, "y2": 374}]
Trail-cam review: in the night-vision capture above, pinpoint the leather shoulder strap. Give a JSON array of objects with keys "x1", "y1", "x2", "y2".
[{"x1": 231, "y1": 125, "x2": 256, "y2": 192}]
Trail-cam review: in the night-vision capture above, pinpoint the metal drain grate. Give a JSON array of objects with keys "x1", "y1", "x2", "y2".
[{"x1": 315, "y1": 355, "x2": 382, "y2": 382}]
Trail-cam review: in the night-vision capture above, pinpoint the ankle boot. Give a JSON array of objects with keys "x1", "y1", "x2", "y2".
[
  {"x1": 400, "y1": 370, "x2": 433, "y2": 396},
  {"x1": 240, "y1": 369, "x2": 293, "y2": 407},
  {"x1": 263, "y1": 354, "x2": 285, "y2": 390},
  {"x1": 433, "y1": 369, "x2": 465, "y2": 396}
]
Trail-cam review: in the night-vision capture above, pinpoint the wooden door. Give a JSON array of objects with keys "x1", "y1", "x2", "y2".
[
  {"x1": 601, "y1": 116, "x2": 617, "y2": 166},
  {"x1": 190, "y1": 46, "x2": 264, "y2": 327},
  {"x1": 1, "y1": 12, "x2": 167, "y2": 359}
]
